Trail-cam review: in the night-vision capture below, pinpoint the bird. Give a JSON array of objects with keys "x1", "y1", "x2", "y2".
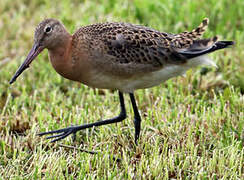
[{"x1": 9, "y1": 18, "x2": 234, "y2": 144}]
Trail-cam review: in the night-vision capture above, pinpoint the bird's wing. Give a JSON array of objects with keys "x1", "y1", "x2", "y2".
[
  {"x1": 80, "y1": 22, "x2": 182, "y2": 68},
  {"x1": 79, "y1": 19, "x2": 233, "y2": 70},
  {"x1": 97, "y1": 19, "x2": 212, "y2": 66}
]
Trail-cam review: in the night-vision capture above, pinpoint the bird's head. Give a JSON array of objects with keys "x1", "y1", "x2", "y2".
[{"x1": 10, "y1": 18, "x2": 68, "y2": 84}]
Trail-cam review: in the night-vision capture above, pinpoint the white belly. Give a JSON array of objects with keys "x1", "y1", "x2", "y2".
[
  {"x1": 119, "y1": 65, "x2": 188, "y2": 92},
  {"x1": 85, "y1": 55, "x2": 216, "y2": 93},
  {"x1": 85, "y1": 64, "x2": 188, "y2": 92}
]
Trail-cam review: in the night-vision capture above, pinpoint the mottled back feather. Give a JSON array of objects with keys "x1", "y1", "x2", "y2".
[{"x1": 72, "y1": 18, "x2": 232, "y2": 69}]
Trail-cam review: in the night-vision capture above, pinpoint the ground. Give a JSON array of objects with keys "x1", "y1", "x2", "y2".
[{"x1": 0, "y1": 0, "x2": 243, "y2": 179}]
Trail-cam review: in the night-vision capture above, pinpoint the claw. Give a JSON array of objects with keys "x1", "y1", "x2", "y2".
[
  {"x1": 38, "y1": 126, "x2": 78, "y2": 142},
  {"x1": 50, "y1": 131, "x2": 73, "y2": 142},
  {"x1": 38, "y1": 127, "x2": 73, "y2": 136},
  {"x1": 46, "y1": 132, "x2": 65, "y2": 140}
]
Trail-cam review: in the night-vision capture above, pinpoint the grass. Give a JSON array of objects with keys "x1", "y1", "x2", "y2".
[{"x1": 0, "y1": 0, "x2": 243, "y2": 179}]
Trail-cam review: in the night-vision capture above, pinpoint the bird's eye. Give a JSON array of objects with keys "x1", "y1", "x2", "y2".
[{"x1": 44, "y1": 26, "x2": 52, "y2": 33}]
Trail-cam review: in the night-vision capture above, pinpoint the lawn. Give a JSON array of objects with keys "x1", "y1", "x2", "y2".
[{"x1": 0, "y1": 0, "x2": 243, "y2": 179}]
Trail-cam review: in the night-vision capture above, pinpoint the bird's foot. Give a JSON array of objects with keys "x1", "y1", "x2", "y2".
[{"x1": 38, "y1": 126, "x2": 79, "y2": 143}]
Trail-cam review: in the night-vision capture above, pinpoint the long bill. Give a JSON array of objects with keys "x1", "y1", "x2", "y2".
[{"x1": 9, "y1": 43, "x2": 44, "y2": 84}]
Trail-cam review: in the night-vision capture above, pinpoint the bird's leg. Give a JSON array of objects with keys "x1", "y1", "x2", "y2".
[
  {"x1": 129, "y1": 93, "x2": 141, "y2": 145},
  {"x1": 38, "y1": 91, "x2": 126, "y2": 142}
]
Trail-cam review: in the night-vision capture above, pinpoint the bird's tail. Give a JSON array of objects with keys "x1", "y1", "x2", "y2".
[
  {"x1": 178, "y1": 38, "x2": 234, "y2": 59},
  {"x1": 170, "y1": 36, "x2": 234, "y2": 67},
  {"x1": 168, "y1": 18, "x2": 234, "y2": 67}
]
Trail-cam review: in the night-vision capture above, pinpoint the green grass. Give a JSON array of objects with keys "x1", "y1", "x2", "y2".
[{"x1": 0, "y1": 0, "x2": 243, "y2": 179}]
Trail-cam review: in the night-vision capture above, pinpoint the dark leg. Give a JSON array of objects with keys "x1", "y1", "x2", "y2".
[
  {"x1": 38, "y1": 91, "x2": 126, "y2": 142},
  {"x1": 129, "y1": 93, "x2": 141, "y2": 145}
]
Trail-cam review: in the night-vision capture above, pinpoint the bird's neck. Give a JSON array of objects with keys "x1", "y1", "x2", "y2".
[{"x1": 48, "y1": 34, "x2": 75, "y2": 80}]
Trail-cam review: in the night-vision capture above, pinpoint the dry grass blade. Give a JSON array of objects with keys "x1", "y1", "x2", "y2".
[{"x1": 59, "y1": 144, "x2": 122, "y2": 162}]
